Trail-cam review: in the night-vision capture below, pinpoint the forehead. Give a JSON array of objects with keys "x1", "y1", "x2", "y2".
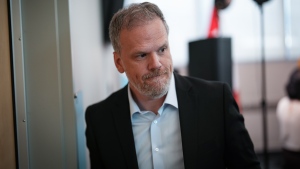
[
  {"x1": 119, "y1": 18, "x2": 168, "y2": 52},
  {"x1": 123, "y1": 13, "x2": 157, "y2": 30}
]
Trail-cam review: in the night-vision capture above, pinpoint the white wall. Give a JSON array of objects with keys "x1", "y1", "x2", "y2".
[{"x1": 69, "y1": 0, "x2": 121, "y2": 168}]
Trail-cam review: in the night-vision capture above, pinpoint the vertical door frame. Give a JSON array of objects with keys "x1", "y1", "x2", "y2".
[{"x1": 9, "y1": 0, "x2": 29, "y2": 168}]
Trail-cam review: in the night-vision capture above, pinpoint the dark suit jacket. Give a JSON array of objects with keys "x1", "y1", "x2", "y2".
[{"x1": 85, "y1": 73, "x2": 261, "y2": 169}]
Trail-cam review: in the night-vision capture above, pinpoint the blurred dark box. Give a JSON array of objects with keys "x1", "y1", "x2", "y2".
[{"x1": 188, "y1": 37, "x2": 232, "y2": 88}]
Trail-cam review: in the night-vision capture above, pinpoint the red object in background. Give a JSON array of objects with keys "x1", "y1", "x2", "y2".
[
  {"x1": 208, "y1": 6, "x2": 219, "y2": 38},
  {"x1": 233, "y1": 90, "x2": 243, "y2": 113}
]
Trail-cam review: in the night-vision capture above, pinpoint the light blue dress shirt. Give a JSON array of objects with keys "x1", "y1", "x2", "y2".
[{"x1": 128, "y1": 74, "x2": 185, "y2": 169}]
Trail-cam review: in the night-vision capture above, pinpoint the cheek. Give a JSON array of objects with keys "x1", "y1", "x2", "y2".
[
  {"x1": 126, "y1": 69, "x2": 143, "y2": 81},
  {"x1": 161, "y1": 57, "x2": 173, "y2": 68}
]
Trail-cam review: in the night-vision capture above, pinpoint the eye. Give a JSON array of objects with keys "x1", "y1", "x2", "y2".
[
  {"x1": 136, "y1": 53, "x2": 147, "y2": 60},
  {"x1": 139, "y1": 53, "x2": 146, "y2": 57},
  {"x1": 159, "y1": 47, "x2": 165, "y2": 53},
  {"x1": 158, "y1": 46, "x2": 167, "y2": 54}
]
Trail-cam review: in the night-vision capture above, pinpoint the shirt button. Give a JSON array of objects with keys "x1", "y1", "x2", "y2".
[
  {"x1": 155, "y1": 148, "x2": 159, "y2": 152},
  {"x1": 153, "y1": 120, "x2": 157, "y2": 124}
]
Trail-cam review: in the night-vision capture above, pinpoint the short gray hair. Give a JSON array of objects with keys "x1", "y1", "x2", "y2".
[{"x1": 109, "y1": 2, "x2": 169, "y2": 53}]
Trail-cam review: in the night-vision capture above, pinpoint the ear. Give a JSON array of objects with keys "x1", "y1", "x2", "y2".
[{"x1": 113, "y1": 52, "x2": 125, "y2": 73}]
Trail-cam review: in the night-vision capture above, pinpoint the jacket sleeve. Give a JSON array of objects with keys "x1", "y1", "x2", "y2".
[
  {"x1": 85, "y1": 106, "x2": 105, "y2": 169},
  {"x1": 223, "y1": 84, "x2": 261, "y2": 169}
]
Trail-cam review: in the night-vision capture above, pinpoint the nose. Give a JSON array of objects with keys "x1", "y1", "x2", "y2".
[{"x1": 148, "y1": 53, "x2": 162, "y2": 70}]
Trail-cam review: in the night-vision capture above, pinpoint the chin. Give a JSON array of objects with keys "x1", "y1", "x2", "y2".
[{"x1": 146, "y1": 79, "x2": 171, "y2": 99}]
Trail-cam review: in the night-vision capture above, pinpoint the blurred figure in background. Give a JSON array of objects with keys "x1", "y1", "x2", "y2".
[{"x1": 277, "y1": 67, "x2": 300, "y2": 169}]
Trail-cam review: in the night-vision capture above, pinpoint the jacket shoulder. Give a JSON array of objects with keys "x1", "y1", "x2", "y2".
[{"x1": 174, "y1": 74, "x2": 231, "y2": 94}]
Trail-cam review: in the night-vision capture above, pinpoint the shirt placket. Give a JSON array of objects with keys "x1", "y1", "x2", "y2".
[{"x1": 150, "y1": 113, "x2": 164, "y2": 169}]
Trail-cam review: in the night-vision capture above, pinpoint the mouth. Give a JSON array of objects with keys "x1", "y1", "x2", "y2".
[
  {"x1": 143, "y1": 70, "x2": 168, "y2": 81},
  {"x1": 147, "y1": 74, "x2": 162, "y2": 79}
]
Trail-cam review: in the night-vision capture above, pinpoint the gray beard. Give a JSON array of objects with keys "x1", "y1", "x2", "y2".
[
  {"x1": 130, "y1": 69, "x2": 171, "y2": 99},
  {"x1": 137, "y1": 77, "x2": 170, "y2": 99}
]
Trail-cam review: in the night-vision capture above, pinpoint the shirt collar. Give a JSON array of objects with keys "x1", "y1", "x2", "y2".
[{"x1": 128, "y1": 73, "x2": 178, "y2": 117}]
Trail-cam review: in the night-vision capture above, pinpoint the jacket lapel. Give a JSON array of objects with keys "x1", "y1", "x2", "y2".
[
  {"x1": 112, "y1": 86, "x2": 139, "y2": 169},
  {"x1": 175, "y1": 74, "x2": 199, "y2": 168}
]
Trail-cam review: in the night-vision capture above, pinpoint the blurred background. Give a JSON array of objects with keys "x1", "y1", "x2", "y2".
[{"x1": 1, "y1": 0, "x2": 299, "y2": 168}]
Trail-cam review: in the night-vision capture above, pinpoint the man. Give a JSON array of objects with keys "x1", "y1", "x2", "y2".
[{"x1": 85, "y1": 2, "x2": 261, "y2": 169}]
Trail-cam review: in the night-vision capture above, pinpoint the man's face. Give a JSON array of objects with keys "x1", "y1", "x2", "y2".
[{"x1": 114, "y1": 18, "x2": 173, "y2": 99}]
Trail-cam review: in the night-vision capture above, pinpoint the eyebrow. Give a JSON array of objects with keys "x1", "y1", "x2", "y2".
[{"x1": 159, "y1": 42, "x2": 168, "y2": 49}]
